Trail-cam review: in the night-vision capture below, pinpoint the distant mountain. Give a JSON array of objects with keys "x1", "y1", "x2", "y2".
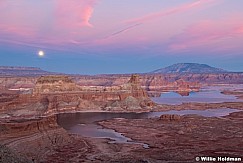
[
  {"x1": 150, "y1": 63, "x2": 228, "y2": 74},
  {"x1": 0, "y1": 66, "x2": 61, "y2": 77}
]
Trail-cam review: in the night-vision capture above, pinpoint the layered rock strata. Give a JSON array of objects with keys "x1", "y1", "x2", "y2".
[
  {"x1": 0, "y1": 116, "x2": 81, "y2": 162},
  {"x1": 0, "y1": 75, "x2": 153, "y2": 118},
  {"x1": 0, "y1": 74, "x2": 201, "y2": 93}
]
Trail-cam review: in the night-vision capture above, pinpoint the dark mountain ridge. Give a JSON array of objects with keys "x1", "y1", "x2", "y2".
[
  {"x1": 0, "y1": 66, "x2": 42, "y2": 70},
  {"x1": 0, "y1": 66, "x2": 60, "y2": 77},
  {"x1": 150, "y1": 63, "x2": 228, "y2": 74}
]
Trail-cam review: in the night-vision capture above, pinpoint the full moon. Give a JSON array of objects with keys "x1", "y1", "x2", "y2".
[{"x1": 38, "y1": 50, "x2": 44, "y2": 57}]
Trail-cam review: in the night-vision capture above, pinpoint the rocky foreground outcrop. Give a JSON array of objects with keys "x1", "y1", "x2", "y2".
[
  {"x1": 0, "y1": 144, "x2": 31, "y2": 163},
  {"x1": 0, "y1": 115, "x2": 85, "y2": 162}
]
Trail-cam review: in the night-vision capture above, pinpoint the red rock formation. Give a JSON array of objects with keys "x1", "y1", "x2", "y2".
[
  {"x1": 33, "y1": 76, "x2": 78, "y2": 94},
  {"x1": 2, "y1": 73, "x2": 243, "y2": 94},
  {"x1": 159, "y1": 114, "x2": 181, "y2": 121},
  {"x1": 0, "y1": 77, "x2": 36, "y2": 90},
  {"x1": 139, "y1": 75, "x2": 200, "y2": 92},
  {"x1": 0, "y1": 116, "x2": 58, "y2": 134},
  {"x1": 0, "y1": 75, "x2": 153, "y2": 117},
  {"x1": 176, "y1": 91, "x2": 190, "y2": 96},
  {"x1": 0, "y1": 115, "x2": 73, "y2": 162},
  {"x1": 124, "y1": 74, "x2": 148, "y2": 98},
  {"x1": 0, "y1": 74, "x2": 200, "y2": 95}
]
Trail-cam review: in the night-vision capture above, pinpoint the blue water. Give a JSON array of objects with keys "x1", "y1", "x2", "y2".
[{"x1": 152, "y1": 85, "x2": 243, "y2": 105}]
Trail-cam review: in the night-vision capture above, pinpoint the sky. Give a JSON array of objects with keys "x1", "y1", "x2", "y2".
[{"x1": 0, "y1": 0, "x2": 243, "y2": 74}]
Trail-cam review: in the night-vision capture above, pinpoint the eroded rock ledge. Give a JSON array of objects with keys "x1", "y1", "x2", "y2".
[
  {"x1": 0, "y1": 74, "x2": 154, "y2": 119},
  {"x1": 0, "y1": 115, "x2": 89, "y2": 162},
  {"x1": 98, "y1": 111, "x2": 243, "y2": 162}
]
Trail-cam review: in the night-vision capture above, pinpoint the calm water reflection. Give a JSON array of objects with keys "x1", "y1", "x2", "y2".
[
  {"x1": 57, "y1": 108, "x2": 241, "y2": 148},
  {"x1": 152, "y1": 85, "x2": 243, "y2": 105}
]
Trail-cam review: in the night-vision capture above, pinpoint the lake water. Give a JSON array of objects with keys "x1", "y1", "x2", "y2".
[
  {"x1": 57, "y1": 112, "x2": 151, "y2": 148},
  {"x1": 57, "y1": 108, "x2": 241, "y2": 149},
  {"x1": 152, "y1": 85, "x2": 243, "y2": 105}
]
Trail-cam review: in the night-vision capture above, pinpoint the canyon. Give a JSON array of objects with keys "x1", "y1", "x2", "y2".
[{"x1": 1, "y1": 65, "x2": 243, "y2": 162}]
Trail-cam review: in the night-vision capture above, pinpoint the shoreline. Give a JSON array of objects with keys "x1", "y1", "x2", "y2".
[{"x1": 1, "y1": 101, "x2": 243, "y2": 123}]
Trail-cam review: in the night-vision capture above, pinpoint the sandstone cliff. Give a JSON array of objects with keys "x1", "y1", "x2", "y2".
[
  {"x1": 0, "y1": 115, "x2": 72, "y2": 162},
  {"x1": 33, "y1": 76, "x2": 78, "y2": 94},
  {"x1": 0, "y1": 75, "x2": 153, "y2": 118}
]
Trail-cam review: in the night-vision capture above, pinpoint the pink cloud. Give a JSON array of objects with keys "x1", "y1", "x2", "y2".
[
  {"x1": 0, "y1": 0, "x2": 98, "y2": 47},
  {"x1": 235, "y1": 26, "x2": 243, "y2": 33},
  {"x1": 0, "y1": 24, "x2": 36, "y2": 38},
  {"x1": 55, "y1": 0, "x2": 97, "y2": 29},
  {"x1": 124, "y1": 0, "x2": 216, "y2": 25},
  {"x1": 0, "y1": 2, "x2": 39, "y2": 40},
  {"x1": 168, "y1": 16, "x2": 243, "y2": 53}
]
